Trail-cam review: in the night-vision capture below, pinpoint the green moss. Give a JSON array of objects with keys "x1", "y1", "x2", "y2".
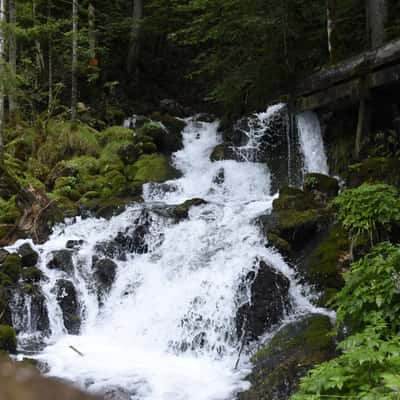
[
  {"x1": 277, "y1": 209, "x2": 321, "y2": 231},
  {"x1": 268, "y1": 233, "x2": 292, "y2": 254},
  {"x1": 64, "y1": 156, "x2": 100, "y2": 175},
  {"x1": 0, "y1": 325, "x2": 17, "y2": 353},
  {"x1": 133, "y1": 154, "x2": 179, "y2": 183},
  {"x1": 252, "y1": 315, "x2": 333, "y2": 364},
  {"x1": 1, "y1": 254, "x2": 22, "y2": 284},
  {"x1": 142, "y1": 142, "x2": 158, "y2": 154},
  {"x1": 26, "y1": 158, "x2": 50, "y2": 181},
  {"x1": 173, "y1": 198, "x2": 207, "y2": 220},
  {"x1": 97, "y1": 126, "x2": 133, "y2": 146},
  {"x1": 303, "y1": 173, "x2": 339, "y2": 200},
  {"x1": 307, "y1": 226, "x2": 348, "y2": 289},
  {"x1": 139, "y1": 123, "x2": 165, "y2": 144},
  {"x1": 0, "y1": 272, "x2": 12, "y2": 288},
  {"x1": 125, "y1": 165, "x2": 138, "y2": 181},
  {"x1": 49, "y1": 194, "x2": 79, "y2": 218},
  {"x1": 103, "y1": 170, "x2": 127, "y2": 196},
  {"x1": 21, "y1": 267, "x2": 43, "y2": 283},
  {"x1": 210, "y1": 144, "x2": 227, "y2": 161},
  {"x1": 37, "y1": 120, "x2": 100, "y2": 167},
  {"x1": 273, "y1": 187, "x2": 318, "y2": 211},
  {"x1": 0, "y1": 196, "x2": 21, "y2": 224}
]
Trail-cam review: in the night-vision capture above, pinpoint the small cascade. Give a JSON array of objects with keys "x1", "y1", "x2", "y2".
[
  {"x1": 231, "y1": 104, "x2": 303, "y2": 192},
  {"x1": 8, "y1": 116, "x2": 328, "y2": 400},
  {"x1": 296, "y1": 111, "x2": 329, "y2": 175}
]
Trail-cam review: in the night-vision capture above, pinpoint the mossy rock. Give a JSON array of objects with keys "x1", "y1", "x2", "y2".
[
  {"x1": 0, "y1": 325, "x2": 17, "y2": 353},
  {"x1": 1, "y1": 254, "x2": 22, "y2": 284},
  {"x1": 240, "y1": 314, "x2": 335, "y2": 400},
  {"x1": 0, "y1": 272, "x2": 12, "y2": 288},
  {"x1": 305, "y1": 226, "x2": 348, "y2": 291},
  {"x1": 49, "y1": 194, "x2": 79, "y2": 219},
  {"x1": 172, "y1": 198, "x2": 207, "y2": 220},
  {"x1": 210, "y1": 144, "x2": 228, "y2": 161},
  {"x1": 149, "y1": 113, "x2": 185, "y2": 152},
  {"x1": 21, "y1": 267, "x2": 43, "y2": 283},
  {"x1": 103, "y1": 170, "x2": 127, "y2": 197},
  {"x1": 97, "y1": 126, "x2": 133, "y2": 146},
  {"x1": 133, "y1": 154, "x2": 180, "y2": 184},
  {"x1": 273, "y1": 187, "x2": 318, "y2": 211},
  {"x1": 348, "y1": 157, "x2": 400, "y2": 187},
  {"x1": 267, "y1": 233, "x2": 292, "y2": 254},
  {"x1": 303, "y1": 173, "x2": 339, "y2": 203}
]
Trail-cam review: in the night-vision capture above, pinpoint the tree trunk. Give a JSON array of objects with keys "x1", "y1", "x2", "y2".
[
  {"x1": 71, "y1": 0, "x2": 78, "y2": 121},
  {"x1": 8, "y1": 0, "x2": 16, "y2": 113},
  {"x1": 126, "y1": 0, "x2": 143, "y2": 75},
  {"x1": 47, "y1": 0, "x2": 53, "y2": 110},
  {"x1": 326, "y1": 0, "x2": 337, "y2": 62},
  {"x1": 88, "y1": 2, "x2": 95, "y2": 60},
  {"x1": 366, "y1": 0, "x2": 388, "y2": 48},
  {"x1": 0, "y1": 0, "x2": 5, "y2": 161}
]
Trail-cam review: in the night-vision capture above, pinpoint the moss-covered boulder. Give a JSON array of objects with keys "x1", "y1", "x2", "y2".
[
  {"x1": 257, "y1": 186, "x2": 333, "y2": 255},
  {"x1": 303, "y1": 173, "x2": 339, "y2": 205},
  {"x1": 348, "y1": 157, "x2": 400, "y2": 187},
  {"x1": 1, "y1": 254, "x2": 22, "y2": 284},
  {"x1": 239, "y1": 314, "x2": 335, "y2": 400},
  {"x1": 210, "y1": 144, "x2": 234, "y2": 162},
  {"x1": 0, "y1": 325, "x2": 17, "y2": 353},
  {"x1": 55, "y1": 279, "x2": 80, "y2": 335},
  {"x1": 17, "y1": 243, "x2": 39, "y2": 268},
  {"x1": 172, "y1": 198, "x2": 207, "y2": 221},
  {"x1": 133, "y1": 154, "x2": 180, "y2": 184}
]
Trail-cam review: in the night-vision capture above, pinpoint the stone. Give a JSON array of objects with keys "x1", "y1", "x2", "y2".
[
  {"x1": 236, "y1": 261, "x2": 291, "y2": 341},
  {"x1": 93, "y1": 258, "x2": 117, "y2": 291},
  {"x1": 55, "y1": 279, "x2": 80, "y2": 335},
  {"x1": 0, "y1": 249, "x2": 9, "y2": 264},
  {"x1": 65, "y1": 240, "x2": 84, "y2": 249},
  {"x1": 1, "y1": 254, "x2": 22, "y2": 284},
  {"x1": 172, "y1": 198, "x2": 207, "y2": 221},
  {"x1": 304, "y1": 173, "x2": 339, "y2": 205},
  {"x1": 239, "y1": 314, "x2": 335, "y2": 400},
  {"x1": 17, "y1": 243, "x2": 39, "y2": 268},
  {"x1": 47, "y1": 250, "x2": 74, "y2": 274}
]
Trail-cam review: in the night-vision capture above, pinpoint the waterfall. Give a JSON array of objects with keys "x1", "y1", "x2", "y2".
[
  {"x1": 8, "y1": 115, "x2": 326, "y2": 400},
  {"x1": 296, "y1": 111, "x2": 329, "y2": 175}
]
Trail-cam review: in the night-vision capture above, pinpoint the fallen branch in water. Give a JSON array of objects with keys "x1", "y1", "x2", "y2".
[{"x1": 69, "y1": 345, "x2": 84, "y2": 357}]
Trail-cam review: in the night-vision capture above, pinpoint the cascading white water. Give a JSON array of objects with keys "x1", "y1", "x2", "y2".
[
  {"x1": 9, "y1": 111, "x2": 327, "y2": 400},
  {"x1": 296, "y1": 111, "x2": 329, "y2": 175}
]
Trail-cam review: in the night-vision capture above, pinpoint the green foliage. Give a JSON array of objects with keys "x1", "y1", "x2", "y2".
[
  {"x1": 133, "y1": 154, "x2": 179, "y2": 183},
  {"x1": 0, "y1": 325, "x2": 17, "y2": 354},
  {"x1": 333, "y1": 184, "x2": 400, "y2": 242},
  {"x1": 0, "y1": 196, "x2": 21, "y2": 224},
  {"x1": 292, "y1": 243, "x2": 400, "y2": 400}
]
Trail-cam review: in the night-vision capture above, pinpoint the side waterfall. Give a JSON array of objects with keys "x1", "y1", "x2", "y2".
[
  {"x1": 8, "y1": 110, "x2": 329, "y2": 400},
  {"x1": 296, "y1": 111, "x2": 329, "y2": 175}
]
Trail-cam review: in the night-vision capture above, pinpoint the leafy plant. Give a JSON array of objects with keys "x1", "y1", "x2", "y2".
[{"x1": 333, "y1": 184, "x2": 400, "y2": 244}]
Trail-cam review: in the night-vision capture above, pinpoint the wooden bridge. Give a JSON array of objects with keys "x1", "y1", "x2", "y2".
[{"x1": 292, "y1": 38, "x2": 400, "y2": 158}]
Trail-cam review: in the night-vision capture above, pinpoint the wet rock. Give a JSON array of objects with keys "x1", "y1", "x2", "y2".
[
  {"x1": 239, "y1": 314, "x2": 335, "y2": 400},
  {"x1": 257, "y1": 187, "x2": 333, "y2": 255},
  {"x1": 93, "y1": 258, "x2": 117, "y2": 291},
  {"x1": 236, "y1": 261, "x2": 291, "y2": 341},
  {"x1": 303, "y1": 173, "x2": 339, "y2": 205},
  {"x1": 210, "y1": 144, "x2": 236, "y2": 162},
  {"x1": 102, "y1": 387, "x2": 132, "y2": 400},
  {"x1": 212, "y1": 168, "x2": 225, "y2": 185},
  {"x1": 0, "y1": 359, "x2": 101, "y2": 400},
  {"x1": 55, "y1": 279, "x2": 80, "y2": 334},
  {"x1": 172, "y1": 198, "x2": 207, "y2": 221},
  {"x1": 18, "y1": 243, "x2": 39, "y2": 268},
  {"x1": 65, "y1": 240, "x2": 84, "y2": 249},
  {"x1": 47, "y1": 250, "x2": 74, "y2": 274}
]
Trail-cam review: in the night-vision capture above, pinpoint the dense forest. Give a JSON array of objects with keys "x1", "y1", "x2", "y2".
[{"x1": 1, "y1": 1, "x2": 400, "y2": 400}]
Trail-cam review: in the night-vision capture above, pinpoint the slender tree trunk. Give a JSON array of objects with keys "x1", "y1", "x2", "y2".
[
  {"x1": 71, "y1": 0, "x2": 78, "y2": 121},
  {"x1": 327, "y1": 0, "x2": 337, "y2": 62},
  {"x1": 32, "y1": 0, "x2": 45, "y2": 90},
  {"x1": 0, "y1": 0, "x2": 5, "y2": 161},
  {"x1": 8, "y1": 0, "x2": 16, "y2": 113},
  {"x1": 366, "y1": 0, "x2": 387, "y2": 48},
  {"x1": 47, "y1": 0, "x2": 53, "y2": 110},
  {"x1": 88, "y1": 2, "x2": 95, "y2": 60},
  {"x1": 126, "y1": 0, "x2": 143, "y2": 75}
]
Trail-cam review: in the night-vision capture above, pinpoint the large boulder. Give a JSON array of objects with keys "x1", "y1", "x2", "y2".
[
  {"x1": 55, "y1": 279, "x2": 80, "y2": 335},
  {"x1": 17, "y1": 243, "x2": 39, "y2": 268},
  {"x1": 47, "y1": 250, "x2": 74, "y2": 274},
  {"x1": 93, "y1": 258, "x2": 117, "y2": 292},
  {"x1": 236, "y1": 261, "x2": 291, "y2": 341},
  {"x1": 239, "y1": 314, "x2": 335, "y2": 400}
]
